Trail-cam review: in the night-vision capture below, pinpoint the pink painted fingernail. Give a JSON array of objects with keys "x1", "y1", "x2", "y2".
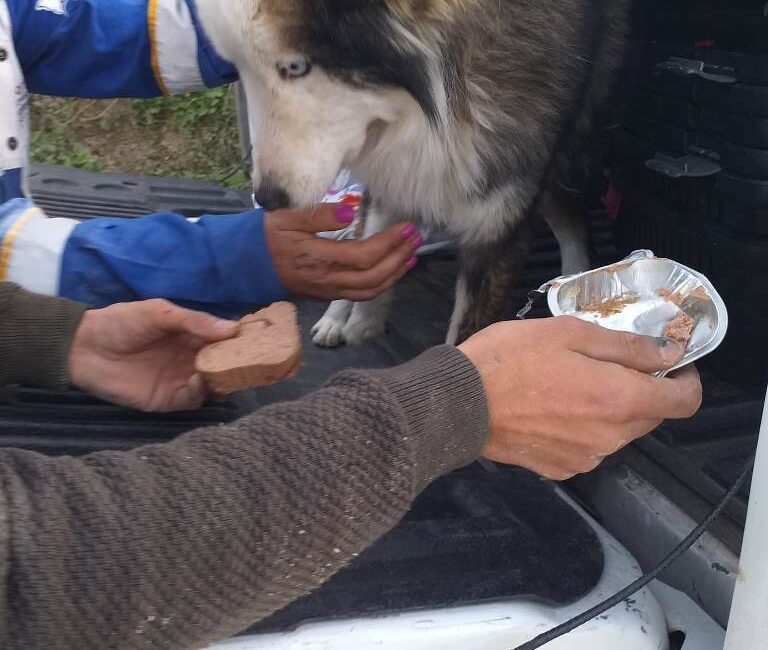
[
  {"x1": 406, "y1": 257, "x2": 418, "y2": 271},
  {"x1": 335, "y1": 204, "x2": 356, "y2": 224},
  {"x1": 411, "y1": 234, "x2": 424, "y2": 250},
  {"x1": 401, "y1": 224, "x2": 417, "y2": 240}
]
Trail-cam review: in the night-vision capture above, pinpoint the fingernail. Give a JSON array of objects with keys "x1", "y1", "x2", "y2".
[
  {"x1": 406, "y1": 257, "x2": 418, "y2": 271},
  {"x1": 335, "y1": 204, "x2": 356, "y2": 224},
  {"x1": 214, "y1": 319, "x2": 238, "y2": 332},
  {"x1": 401, "y1": 224, "x2": 417, "y2": 240},
  {"x1": 657, "y1": 337, "x2": 685, "y2": 364},
  {"x1": 411, "y1": 233, "x2": 424, "y2": 250}
]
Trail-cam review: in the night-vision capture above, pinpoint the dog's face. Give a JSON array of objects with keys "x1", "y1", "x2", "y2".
[{"x1": 200, "y1": 0, "x2": 465, "y2": 209}]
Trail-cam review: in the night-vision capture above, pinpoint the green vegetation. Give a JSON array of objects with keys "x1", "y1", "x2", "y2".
[
  {"x1": 30, "y1": 126, "x2": 104, "y2": 172},
  {"x1": 30, "y1": 86, "x2": 249, "y2": 189}
]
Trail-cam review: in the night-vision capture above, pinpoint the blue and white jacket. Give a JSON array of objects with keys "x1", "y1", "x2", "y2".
[{"x1": 0, "y1": 0, "x2": 286, "y2": 317}]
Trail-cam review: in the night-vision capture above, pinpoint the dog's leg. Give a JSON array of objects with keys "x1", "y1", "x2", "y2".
[
  {"x1": 311, "y1": 203, "x2": 394, "y2": 347},
  {"x1": 448, "y1": 218, "x2": 535, "y2": 345},
  {"x1": 445, "y1": 274, "x2": 469, "y2": 346},
  {"x1": 342, "y1": 289, "x2": 393, "y2": 346},
  {"x1": 311, "y1": 299, "x2": 354, "y2": 347},
  {"x1": 541, "y1": 191, "x2": 590, "y2": 277},
  {"x1": 341, "y1": 205, "x2": 395, "y2": 346}
]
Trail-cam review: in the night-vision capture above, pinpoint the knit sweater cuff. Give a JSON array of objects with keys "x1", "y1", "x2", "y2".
[
  {"x1": 373, "y1": 345, "x2": 489, "y2": 492},
  {"x1": 0, "y1": 283, "x2": 88, "y2": 390}
]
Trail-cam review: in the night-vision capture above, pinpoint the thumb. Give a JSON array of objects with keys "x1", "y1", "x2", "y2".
[
  {"x1": 269, "y1": 200, "x2": 359, "y2": 234},
  {"x1": 151, "y1": 301, "x2": 240, "y2": 342},
  {"x1": 565, "y1": 318, "x2": 686, "y2": 373},
  {"x1": 163, "y1": 374, "x2": 208, "y2": 413}
]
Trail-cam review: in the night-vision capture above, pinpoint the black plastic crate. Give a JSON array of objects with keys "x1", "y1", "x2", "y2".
[
  {"x1": 623, "y1": 84, "x2": 723, "y2": 132},
  {"x1": 724, "y1": 113, "x2": 768, "y2": 148},
  {"x1": 737, "y1": 54, "x2": 768, "y2": 85},
  {"x1": 651, "y1": 171, "x2": 720, "y2": 220},
  {"x1": 710, "y1": 226, "x2": 768, "y2": 290},
  {"x1": 611, "y1": 142, "x2": 721, "y2": 222},
  {"x1": 616, "y1": 189, "x2": 714, "y2": 272},
  {"x1": 633, "y1": 3, "x2": 768, "y2": 54},
  {"x1": 719, "y1": 172, "x2": 768, "y2": 235},
  {"x1": 638, "y1": 72, "x2": 729, "y2": 106},
  {"x1": 721, "y1": 141, "x2": 768, "y2": 180},
  {"x1": 614, "y1": 128, "x2": 657, "y2": 166},
  {"x1": 726, "y1": 84, "x2": 768, "y2": 117},
  {"x1": 621, "y1": 109, "x2": 693, "y2": 154},
  {"x1": 617, "y1": 188, "x2": 768, "y2": 389}
]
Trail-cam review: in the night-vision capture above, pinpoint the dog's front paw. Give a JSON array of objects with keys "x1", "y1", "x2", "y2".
[
  {"x1": 311, "y1": 316, "x2": 347, "y2": 348},
  {"x1": 341, "y1": 315, "x2": 387, "y2": 346}
]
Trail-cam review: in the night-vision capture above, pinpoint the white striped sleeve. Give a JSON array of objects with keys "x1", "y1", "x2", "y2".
[
  {"x1": 0, "y1": 206, "x2": 78, "y2": 296},
  {"x1": 148, "y1": 0, "x2": 206, "y2": 95}
]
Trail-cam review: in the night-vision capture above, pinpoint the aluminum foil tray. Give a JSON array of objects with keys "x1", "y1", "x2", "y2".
[{"x1": 544, "y1": 250, "x2": 728, "y2": 374}]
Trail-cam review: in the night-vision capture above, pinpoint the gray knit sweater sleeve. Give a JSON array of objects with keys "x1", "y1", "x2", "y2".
[
  {"x1": 0, "y1": 345, "x2": 488, "y2": 649},
  {"x1": 0, "y1": 282, "x2": 87, "y2": 390}
]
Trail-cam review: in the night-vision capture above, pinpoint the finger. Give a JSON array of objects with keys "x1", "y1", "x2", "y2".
[
  {"x1": 162, "y1": 374, "x2": 207, "y2": 413},
  {"x1": 149, "y1": 301, "x2": 240, "y2": 343},
  {"x1": 562, "y1": 317, "x2": 686, "y2": 373},
  {"x1": 269, "y1": 203, "x2": 360, "y2": 234},
  {"x1": 327, "y1": 241, "x2": 415, "y2": 294},
  {"x1": 588, "y1": 418, "x2": 662, "y2": 452},
  {"x1": 666, "y1": 363, "x2": 701, "y2": 381},
  {"x1": 299, "y1": 222, "x2": 418, "y2": 271},
  {"x1": 662, "y1": 364, "x2": 702, "y2": 418},
  {"x1": 606, "y1": 362, "x2": 702, "y2": 421},
  {"x1": 339, "y1": 261, "x2": 411, "y2": 301}
]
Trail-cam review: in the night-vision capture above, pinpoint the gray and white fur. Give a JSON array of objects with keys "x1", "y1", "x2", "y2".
[{"x1": 197, "y1": 0, "x2": 629, "y2": 345}]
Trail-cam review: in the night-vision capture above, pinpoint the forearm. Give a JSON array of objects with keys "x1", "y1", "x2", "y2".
[
  {"x1": 59, "y1": 210, "x2": 286, "y2": 317},
  {"x1": 10, "y1": 0, "x2": 236, "y2": 98},
  {"x1": 0, "y1": 282, "x2": 87, "y2": 389},
  {"x1": 0, "y1": 200, "x2": 285, "y2": 319},
  {"x1": 0, "y1": 346, "x2": 488, "y2": 649}
]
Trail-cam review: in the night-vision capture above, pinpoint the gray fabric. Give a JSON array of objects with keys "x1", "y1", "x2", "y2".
[
  {"x1": 0, "y1": 337, "x2": 488, "y2": 649},
  {"x1": 0, "y1": 282, "x2": 87, "y2": 390}
]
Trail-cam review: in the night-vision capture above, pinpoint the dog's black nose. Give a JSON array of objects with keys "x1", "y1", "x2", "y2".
[{"x1": 254, "y1": 184, "x2": 291, "y2": 210}]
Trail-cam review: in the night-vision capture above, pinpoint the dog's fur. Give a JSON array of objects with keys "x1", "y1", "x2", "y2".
[{"x1": 198, "y1": 0, "x2": 629, "y2": 345}]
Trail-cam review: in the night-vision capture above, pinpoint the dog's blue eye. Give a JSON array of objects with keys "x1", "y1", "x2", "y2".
[{"x1": 277, "y1": 59, "x2": 312, "y2": 80}]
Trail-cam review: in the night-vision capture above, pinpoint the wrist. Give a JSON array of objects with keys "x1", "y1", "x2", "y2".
[
  {"x1": 370, "y1": 346, "x2": 490, "y2": 491},
  {"x1": 67, "y1": 310, "x2": 101, "y2": 393}
]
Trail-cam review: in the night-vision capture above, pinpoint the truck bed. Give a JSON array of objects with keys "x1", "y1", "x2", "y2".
[{"x1": 0, "y1": 163, "x2": 761, "y2": 630}]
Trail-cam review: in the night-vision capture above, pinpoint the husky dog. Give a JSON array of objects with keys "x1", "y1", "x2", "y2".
[{"x1": 198, "y1": 0, "x2": 629, "y2": 346}]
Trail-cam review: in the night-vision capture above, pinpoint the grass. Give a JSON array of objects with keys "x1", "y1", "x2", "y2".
[{"x1": 29, "y1": 86, "x2": 250, "y2": 189}]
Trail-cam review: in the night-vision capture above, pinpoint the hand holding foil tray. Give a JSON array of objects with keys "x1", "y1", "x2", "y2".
[{"x1": 520, "y1": 250, "x2": 728, "y2": 375}]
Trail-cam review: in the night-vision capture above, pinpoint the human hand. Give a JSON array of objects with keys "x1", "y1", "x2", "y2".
[
  {"x1": 458, "y1": 316, "x2": 702, "y2": 480},
  {"x1": 264, "y1": 203, "x2": 421, "y2": 301},
  {"x1": 68, "y1": 300, "x2": 239, "y2": 412}
]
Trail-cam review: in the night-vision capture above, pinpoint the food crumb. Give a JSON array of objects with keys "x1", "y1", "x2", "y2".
[
  {"x1": 663, "y1": 310, "x2": 695, "y2": 347},
  {"x1": 689, "y1": 286, "x2": 709, "y2": 301},
  {"x1": 581, "y1": 294, "x2": 639, "y2": 317},
  {"x1": 657, "y1": 288, "x2": 684, "y2": 305}
]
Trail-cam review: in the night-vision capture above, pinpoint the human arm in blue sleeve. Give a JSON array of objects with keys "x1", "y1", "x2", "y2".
[
  {"x1": 59, "y1": 210, "x2": 287, "y2": 319},
  {"x1": 7, "y1": 0, "x2": 236, "y2": 97}
]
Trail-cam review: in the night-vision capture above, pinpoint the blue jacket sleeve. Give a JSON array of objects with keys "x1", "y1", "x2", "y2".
[
  {"x1": 60, "y1": 210, "x2": 287, "y2": 319},
  {"x1": 7, "y1": 0, "x2": 237, "y2": 97}
]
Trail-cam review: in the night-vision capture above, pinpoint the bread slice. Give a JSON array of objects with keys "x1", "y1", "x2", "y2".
[{"x1": 195, "y1": 302, "x2": 301, "y2": 395}]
